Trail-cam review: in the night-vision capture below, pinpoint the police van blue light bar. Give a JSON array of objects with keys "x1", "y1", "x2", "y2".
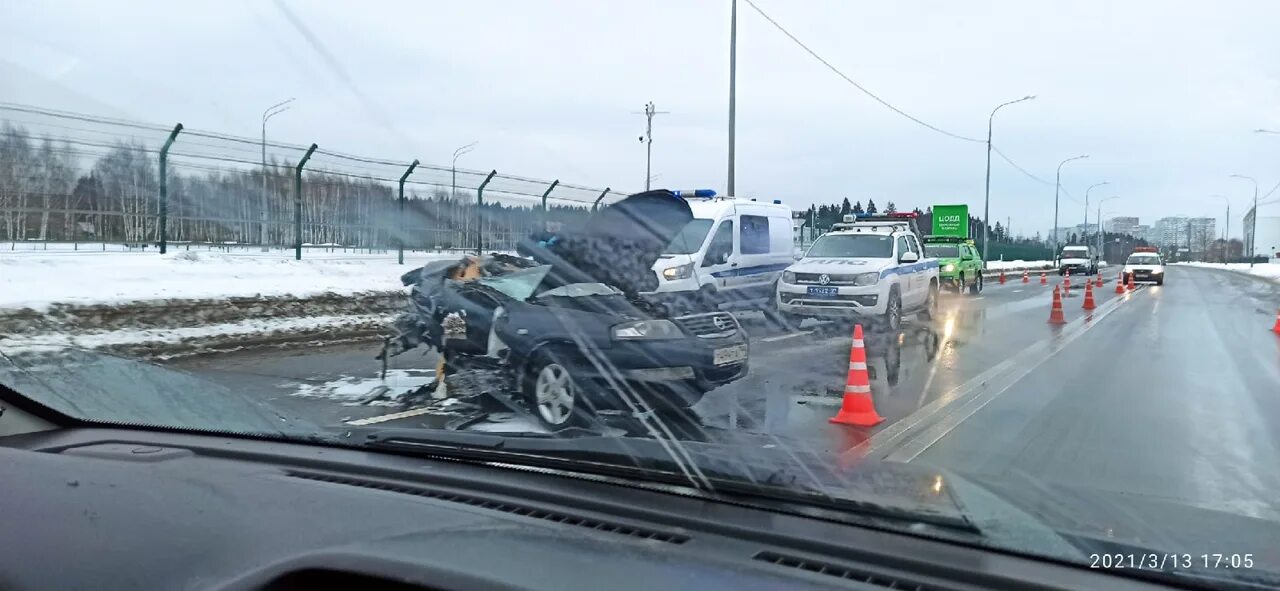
[{"x1": 672, "y1": 189, "x2": 717, "y2": 199}]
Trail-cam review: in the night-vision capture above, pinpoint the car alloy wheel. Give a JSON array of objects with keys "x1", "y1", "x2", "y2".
[
  {"x1": 534, "y1": 362, "x2": 577, "y2": 427},
  {"x1": 884, "y1": 290, "x2": 901, "y2": 331}
]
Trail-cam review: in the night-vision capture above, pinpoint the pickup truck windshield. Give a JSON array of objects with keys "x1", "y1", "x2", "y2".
[
  {"x1": 924, "y1": 244, "x2": 959, "y2": 258},
  {"x1": 806, "y1": 234, "x2": 894, "y2": 258}
]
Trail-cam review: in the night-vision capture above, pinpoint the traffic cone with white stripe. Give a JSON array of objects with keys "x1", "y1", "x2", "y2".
[
  {"x1": 1114, "y1": 271, "x2": 1126, "y2": 294},
  {"x1": 1063, "y1": 269, "x2": 1071, "y2": 290},
  {"x1": 829, "y1": 324, "x2": 883, "y2": 427},
  {"x1": 1022, "y1": 270, "x2": 1030, "y2": 283},
  {"x1": 1048, "y1": 285, "x2": 1066, "y2": 324},
  {"x1": 1271, "y1": 309, "x2": 1280, "y2": 334},
  {"x1": 999, "y1": 270, "x2": 1007, "y2": 284},
  {"x1": 1040, "y1": 271, "x2": 1047, "y2": 285},
  {"x1": 1126, "y1": 271, "x2": 1136, "y2": 291},
  {"x1": 1095, "y1": 273, "x2": 1104, "y2": 289},
  {"x1": 1082, "y1": 279, "x2": 1096, "y2": 310}
]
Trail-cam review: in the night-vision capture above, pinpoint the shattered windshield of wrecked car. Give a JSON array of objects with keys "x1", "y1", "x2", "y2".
[{"x1": 474, "y1": 265, "x2": 551, "y2": 300}]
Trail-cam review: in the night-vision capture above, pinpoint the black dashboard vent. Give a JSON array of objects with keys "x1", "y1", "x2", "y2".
[
  {"x1": 286, "y1": 470, "x2": 689, "y2": 544},
  {"x1": 753, "y1": 551, "x2": 957, "y2": 591}
]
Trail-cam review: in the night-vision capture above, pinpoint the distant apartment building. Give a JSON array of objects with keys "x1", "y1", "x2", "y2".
[
  {"x1": 1153, "y1": 216, "x2": 1189, "y2": 247},
  {"x1": 1187, "y1": 217, "x2": 1216, "y2": 250},
  {"x1": 1105, "y1": 216, "x2": 1140, "y2": 237}
]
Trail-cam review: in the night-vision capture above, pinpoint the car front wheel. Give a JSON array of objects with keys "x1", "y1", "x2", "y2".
[
  {"x1": 525, "y1": 350, "x2": 590, "y2": 430},
  {"x1": 968, "y1": 272, "x2": 983, "y2": 295},
  {"x1": 881, "y1": 289, "x2": 902, "y2": 332},
  {"x1": 919, "y1": 283, "x2": 939, "y2": 321}
]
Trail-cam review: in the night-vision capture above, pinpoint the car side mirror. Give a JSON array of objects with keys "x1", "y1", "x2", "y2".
[{"x1": 899, "y1": 251, "x2": 920, "y2": 264}]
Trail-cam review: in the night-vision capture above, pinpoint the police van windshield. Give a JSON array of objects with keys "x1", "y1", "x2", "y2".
[
  {"x1": 924, "y1": 244, "x2": 959, "y2": 258},
  {"x1": 1127, "y1": 254, "x2": 1161, "y2": 265},
  {"x1": 663, "y1": 219, "x2": 714, "y2": 255},
  {"x1": 806, "y1": 234, "x2": 894, "y2": 258}
]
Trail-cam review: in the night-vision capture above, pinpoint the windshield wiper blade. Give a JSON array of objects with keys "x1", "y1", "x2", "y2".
[{"x1": 347, "y1": 427, "x2": 979, "y2": 534}]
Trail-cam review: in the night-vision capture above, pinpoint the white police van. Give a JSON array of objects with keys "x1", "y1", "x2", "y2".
[
  {"x1": 777, "y1": 213, "x2": 940, "y2": 331},
  {"x1": 649, "y1": 190, "x2": 795, "y2": 310}
]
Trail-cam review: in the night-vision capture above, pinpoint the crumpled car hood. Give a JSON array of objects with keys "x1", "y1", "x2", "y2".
[{"x1": 518, "y1": 190, "x2": 693, "y2": 296}]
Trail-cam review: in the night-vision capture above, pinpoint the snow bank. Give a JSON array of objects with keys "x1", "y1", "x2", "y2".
[
  {"x1": 1174, "y1": 262, "x2": 1280, "y2": 283},
  {"x1": 0, "y1": 248, "x2": 473, "y2": 311},
  {"x1": 985, "y1": 260, "x2": 1054, "y2": 270}
]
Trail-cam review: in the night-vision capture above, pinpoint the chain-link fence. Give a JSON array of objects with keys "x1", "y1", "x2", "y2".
[{"x1": 0, "y1": 102, "x2": 630, "y2": 258}]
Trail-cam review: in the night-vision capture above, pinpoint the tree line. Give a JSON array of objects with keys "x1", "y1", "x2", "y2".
[{"x1": 0, "y1": 123, "x2": 593, "y2": 250}]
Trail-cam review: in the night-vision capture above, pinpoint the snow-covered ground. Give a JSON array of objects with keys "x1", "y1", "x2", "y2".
[
  {"x1": 986, "y1": 259, "x2": 1055, "y2": 270},
  {"x1": 1, "y1": 245, "x2": 472, "y2": 311},
  {"x1": 1174, "y1": 262, "x2": 1280, "y2": 283}
]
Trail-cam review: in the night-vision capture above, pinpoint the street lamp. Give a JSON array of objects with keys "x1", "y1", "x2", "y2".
[
  {"x1": 1255, "y1": 129, "x2": 1280, "y2": 135},
  {"x1": 261, "y1": 97, "x2": 295, "y2": 250},
  {"x1": 1210, "y1": 194, "x2": 1230, "y2": 241},
  {"x1": 981, "y1": 94, "x2": 1035, "y2": 262},
  {"x1": 1083, "y1": 181, "x2": 1109, "y2": 243},
  {"x1": 1052, "y1": 154, "x2": 1089, "y2": 255},
  {"x1": 451, "y1": 141, "x2": 479, "y2": 201},
  {"x1": 1096, "y1": 195, "x2": 1119, "y2": 258},
  {"x1": 1229, "y1": 174, "x2": 1258, "y2": 267}
]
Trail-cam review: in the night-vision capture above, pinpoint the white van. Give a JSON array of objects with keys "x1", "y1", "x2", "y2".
[{"x1": 649, "y1": 193, "x2": 794, "y2": 309}]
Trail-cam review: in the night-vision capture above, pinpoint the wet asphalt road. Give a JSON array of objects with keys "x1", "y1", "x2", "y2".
[{"x1": 168, "y1": 265, "x2": 1280, "y2": 522}]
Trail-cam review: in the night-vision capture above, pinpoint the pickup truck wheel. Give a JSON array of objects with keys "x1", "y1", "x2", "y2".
[
  {"x1": 525, "y1": 349, "x2": 590, "y2": 431},
  {"x1": 968, "y1": 272, "x2": 983, "y2": 295},
  {"x1": 919, "y1": 282, "x2": 939, "y2": 321},
  {"x1": 881, "y1": 289, "x2": 902, "y2": 332}
]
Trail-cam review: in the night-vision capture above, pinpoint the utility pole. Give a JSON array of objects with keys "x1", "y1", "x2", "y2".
[
  {"x1": 1230, "y1": 174, "x2": 1258, "y2": 267},
  {"x1": 635, "y1": 101, "x2": 668, "y2": 191},
  {"x1": 726, "y1": 0, "x2": 737, "y2": 196}
]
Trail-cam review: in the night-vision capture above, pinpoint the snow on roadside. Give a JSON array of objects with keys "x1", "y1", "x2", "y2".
[
  {"x1": 289, "y1": 369, "x2": 436, "y2": 406},
  {"x1": 0, "y1": 249, "x2": 472, "y2": 311},
  {"x1": 985, "y1": 260, "x2": 1054, "y2": 270},
  {"x1": 0, "y1": 314, "x2": 390, "y2": 354},
  {"x1": 1173, "y1": 262, "x2": 1280, "y2": 282}
]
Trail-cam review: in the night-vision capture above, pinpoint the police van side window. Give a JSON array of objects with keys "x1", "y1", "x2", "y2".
[
  {"x1": 896, "y1": 236, "x2": 914, "y2": 259},
  {"x1": 741, "y1": 215, "x2": 770, "y2": 254}
]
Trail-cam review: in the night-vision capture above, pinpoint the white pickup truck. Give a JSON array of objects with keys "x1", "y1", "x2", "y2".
[{"x1": 776, "y1": 214, "x2": 940, "y2": 331}]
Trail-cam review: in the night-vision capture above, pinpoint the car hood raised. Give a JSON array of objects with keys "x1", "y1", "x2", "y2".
[{"x1": 518, "y1": 190, "x2": 693, "y2": 296}]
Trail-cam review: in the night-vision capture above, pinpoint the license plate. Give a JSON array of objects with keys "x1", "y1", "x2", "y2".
[
  {"x1": 713, "y1": 344, "x2": 748, "y2": 366},
  {"x1": 806, "y1": 286, "x2": 839, "y2": 298}
]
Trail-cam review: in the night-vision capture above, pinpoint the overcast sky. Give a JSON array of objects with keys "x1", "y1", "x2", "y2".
[{"x1": 2, "y1": 0, "x2": 1278, "y2": 237}]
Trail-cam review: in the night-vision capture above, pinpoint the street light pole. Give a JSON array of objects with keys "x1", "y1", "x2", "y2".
[
  {"x1": 726, "y1": 0, "x2": 737, "y2": 196},
  {"x1": 1052, "y1": 154, "x2": 1089, "y2": 255},
  {"x1": 1097, "y1": 195, "x2": 1119, "y2": 260},
  {"x1": 1230, "y1": 174, "x2": 1258, "y2": 267},
  {"x1": 635, "y1": 102, "x2": 669, "y2": 191},
  {"x1": 981, "y1": 95, "x2": 1034, "y2": 262},
  {"x1": 1083, "y1": 181, "x2": 1109, "y2": 245},
  {"x1": 261, "y1": 98, "x2": 294, "y2": 250},
  {"x1": 451, "y1": 141, "x2": 479, "y2": 202}
]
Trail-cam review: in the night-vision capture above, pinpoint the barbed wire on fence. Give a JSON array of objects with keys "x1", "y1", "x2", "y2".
[{"x1": 0, "y1": 102, "x2": 630, "y2": 254}]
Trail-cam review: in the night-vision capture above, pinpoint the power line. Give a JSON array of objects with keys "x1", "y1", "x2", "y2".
[{"x1": 741, "y1": 0, "x2": 983, "y2": 144}]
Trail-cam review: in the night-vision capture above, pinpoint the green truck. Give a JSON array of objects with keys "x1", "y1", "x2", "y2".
[{"x1": 923, "y1": 204, "x2": 983, "y2": 294}]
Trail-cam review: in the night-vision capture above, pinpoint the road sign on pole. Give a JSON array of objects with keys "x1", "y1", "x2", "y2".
[{"x1": 931, "y1": 204, "x2": 969, "y2": 238}]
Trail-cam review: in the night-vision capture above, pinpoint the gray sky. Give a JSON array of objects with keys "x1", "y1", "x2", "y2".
[{"x1": 3, "y1": 0, "x2": 1279, "y2": 237}]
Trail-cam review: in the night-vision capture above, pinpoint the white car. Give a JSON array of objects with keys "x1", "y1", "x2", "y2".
[
  {"x1": 777, "y1": 215, "x2": 940, "y2": 331},
  {"x1": 1122, "y1": 250, "x2": 1165, "y2": 285}
]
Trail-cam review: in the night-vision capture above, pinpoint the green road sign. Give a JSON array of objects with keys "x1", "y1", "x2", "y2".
[{"x1": 932, "y1": 204, "x2": 968, "y2": 238}]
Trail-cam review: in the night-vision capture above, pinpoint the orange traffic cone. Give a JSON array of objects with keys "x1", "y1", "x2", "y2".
[
  {"x1": 1022, "y1": 270, "x2": 1030, "y2": 283},
  {"x1": 1271, "y1": 309, "x2": 1280, "y2": 335},
  {"x1": 1040, "y1": 271, "x2": 1047, "y2": 285},
  {"x1": 829, "y1": 324, "x2": 883, "y2": 427},
  {"x1": 1095, "y1": 273, "x2": 1104, "y2": 288},
  {"x1": 1126, "y1": 272, "x2": 1136, "y2": 291},
  {"x1": 1082, "y1": 280, "x2": 1096, "y2": 310},
  {"x1": 1063, "y1": 270, "x2": 1071, "y2": 290},
  {"x1": 999, "y1": 270, "x2": 1007, "y2": 284},
  {"x1": 1114, "y1": 271, "x2": 1126, "y2": 294},
  {"x1": 1048, "y1": 285, "x2": 1066, "y2": 324}
]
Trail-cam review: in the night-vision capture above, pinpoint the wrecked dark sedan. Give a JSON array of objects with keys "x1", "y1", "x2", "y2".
[{"x1": 387, "y1": 190, "x2": 749, "y2": 430}]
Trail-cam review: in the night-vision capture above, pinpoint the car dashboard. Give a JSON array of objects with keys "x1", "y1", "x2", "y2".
[{"x1": 1, "y1": 426, "x2": 1177, "y2": 591}]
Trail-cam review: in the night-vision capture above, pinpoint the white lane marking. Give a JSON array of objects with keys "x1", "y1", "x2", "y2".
[
  {"x1": 972, "y1": 296, "x2": 985, "y2": 300},
  {"x1": 761, "y1": 330, "x2": 812, "y2": 342},
  {"x1": 346, "y1": 406, "x2": 437, "y2": 426},
  {"x1": 1012, "y1": 289, "x2": 1024, "y2": 293}
]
